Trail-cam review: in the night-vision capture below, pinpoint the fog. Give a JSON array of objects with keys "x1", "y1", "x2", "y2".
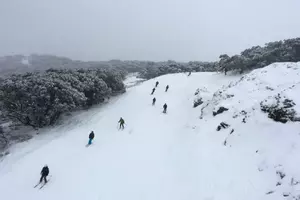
[{"x1": 1, "y1": 0, "x2": 300, "y2": 61}]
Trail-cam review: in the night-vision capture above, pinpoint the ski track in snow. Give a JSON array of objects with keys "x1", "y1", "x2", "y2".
[{"x1": 0, "y1": 63, "x2": 300, "y2": 200}]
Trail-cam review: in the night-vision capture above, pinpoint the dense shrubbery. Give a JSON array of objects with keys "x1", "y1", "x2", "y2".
[
  {"x1": 0, "y1": 68, "x2": 125, "y2": 128},
  {"x1": 138, "y1": 60, "x2": 217, "y2": 79},
  {"x1": 0, "y1": 56, "x2": 218, "y2": 80},
  {"x1": 138, "y1": 38, "x2": 300, "y2": 78},
  {"x1": 219, "y1": 38, "x2": 300, "y2": 74}
]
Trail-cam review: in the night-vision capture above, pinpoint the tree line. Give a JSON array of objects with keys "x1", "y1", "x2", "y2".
[
  {"x1": 219, "y1": 37, "x2": 300, "y2": 74},
  {"x1": 1, "y1": 37, "x2": 299, "y2": 80},
  {"x1": 138, "y1": 37, "x2": 300, "y2": 78}
]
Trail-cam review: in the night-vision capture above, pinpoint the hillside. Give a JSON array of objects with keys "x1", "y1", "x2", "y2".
[
  {"x1": 0, "y1": 62, "x2": 299, "y2": 200},
  {"x1": 1, "y1": 37, "x2": 300, "y2": 79},
  {"x1": 0, "y1": 54, "x2": 216, "y2": 79}
]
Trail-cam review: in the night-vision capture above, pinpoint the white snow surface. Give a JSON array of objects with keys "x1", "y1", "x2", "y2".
[
  {"x1": 21, "y1": 56, "x2": 30, "y2": 66},
  {"x1": 123, "y1": 73, "x2": 145, "y2": 88},
  {"x1": 0, "y1": 62, "x2": 300, "y2": 200}
]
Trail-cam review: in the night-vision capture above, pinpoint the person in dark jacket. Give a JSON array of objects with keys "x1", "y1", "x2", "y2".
[
  {"x1": 88, "y1": 131, "x2": 95, "y2": 145},
  {"x1": 155, "y1": 81, "x2": 159, "y2": 87},
  {"x1": 163, "y1": 103, "x2": 167, "y2": 113},
  {"x1": 40, "y1": 165, "x2": 49, "y2": 184},
  {"x1": 151, "y1": 88, "x2": 156, "y2": 95},
  {"x1": 152, "y1": 97, "x2": 156, "y2": 106},
  {"x1": 118, "y1": 117, "x2": 125, "y2": 129},
  {"x1": 165, "y1": 85, "x2": 169, "y2": 92}
]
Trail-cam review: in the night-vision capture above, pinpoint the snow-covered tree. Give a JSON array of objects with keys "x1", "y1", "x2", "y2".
[
  {"x1": 0, "y1": 68, "x2": 126, "y2": 128},
  {"x1": 220, "y1": 37, "x2": 300, "y2": 74}
]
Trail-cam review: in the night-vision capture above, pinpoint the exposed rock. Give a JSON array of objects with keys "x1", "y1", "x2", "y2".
[
  {"x1": 266, "y1": 86, "x2": 274, "y2": 91},
  {"x1": 276, "y1": 170, "x2": 286, "y2": 179},
  {"x1": 291, "y1": 178, "x2": 300, "y2": 186},
  {"x1": 213, "y1": 106, "x2": 229, "y2": 116},
  {"x1": 193, "y1": 98, "x2": 203, "y2": 108},
  {"x1": 283, "y1": 193, "x2": 290, "y2": 197},
  {"x1": 266, "y1": 191, "x2": 274, "y2": 195},
  {"x1": 276, "y1": 182, "x2": 282, "y2": 186},
  {"x1": 217, "y1": 122, "x2": 229, "y2": 131}
]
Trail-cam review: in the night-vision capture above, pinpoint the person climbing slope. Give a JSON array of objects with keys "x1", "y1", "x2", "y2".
[
  {"x1": 155, "y1": 81, "x2": 159, "y2": 87},
  {"x1": 151, "y1": 88, "x2": 156, "y2": 95},
  {"x1": 88, "y1": 131, "x2": 95, "y2": 145},
  {"x1": 163, "y1": 103, "x2": 167, "y2": 113},
  {"x1": 165, "y1": 85, "x2": 169, "y2": 92},
  {"x1": 118, "y1": 117, "x2": 125, "y2": 129},
  {"x1": 152, "y1": 97, "x2": 156, "y2": 105}
]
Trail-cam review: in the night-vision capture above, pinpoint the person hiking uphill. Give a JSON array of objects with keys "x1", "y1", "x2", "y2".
[
  {"x1": 152, "y1": 97, "x2": 156, "y2": 106},
  {"x1": 165, "y1": 85, "x2": 169, "y2": 92},
  {"x1": 88, "y1": 131, "x2": 95, "y2": 145},
  {"x1": 155, "y1": 81, "x2": 159, "y2": 87},
  {"x1": 118, "y1": 117, "x2": 125, "y2": 129},
  {"x1": 39, "y1": 165, "x2": 49, "y2": 184},
  {"x1": 163, "y1": 103, "x2": 167, "y2": 113},
  {"x1": 151, "y1": 88, "x2": 156, "y2": 95}
]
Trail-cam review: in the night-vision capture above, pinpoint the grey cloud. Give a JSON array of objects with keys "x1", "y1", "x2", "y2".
[{"x1": 1, "y1": 0, "x2": 300, "y2": 61}]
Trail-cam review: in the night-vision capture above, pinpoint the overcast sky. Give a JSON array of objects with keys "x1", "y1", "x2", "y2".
[{"x1": 1, "y1": 0, "x2": 300, "y2": 62}]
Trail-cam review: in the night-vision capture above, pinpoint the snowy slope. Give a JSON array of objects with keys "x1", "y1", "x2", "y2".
[
  {"x1": 123, "y1": 73, "x2": 145, "y2": 88},
  {"x1": 0, "y1": 63, "x2": 300, "y2": 200}
]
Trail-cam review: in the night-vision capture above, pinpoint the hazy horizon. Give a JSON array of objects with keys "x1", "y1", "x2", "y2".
[{"x1": 1, "y1": 0, "x2": 300, "y2": 62}]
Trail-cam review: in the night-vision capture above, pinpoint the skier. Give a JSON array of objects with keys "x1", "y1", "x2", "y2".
[
  {"x1": 39, "y1": 165, "x2": 49, "y2": 184},
  {"x1": 165, "y1": 85, "x2": 169, "y2": 92},
  {"x1": 188, "y1": 71, "x2": 191, "y2": 76},
  {"x1": 152, "y1": 97, "x2": 156, "y2": 106},
  {"x1": 155, "y1": 81, "x2": 159, "y2": 87},
  {"x1": 163, "y1": 103, "x2": 167, "y2": 113},
  {"x1": 88, "y1": 131, "x2": 95, "y2": 145},
  {"x1": 118, "y1": 117, "x2": 125, "y2": 129},
  {"x1": 151, "y1": 88, "x2": 156, "y2": 95}
]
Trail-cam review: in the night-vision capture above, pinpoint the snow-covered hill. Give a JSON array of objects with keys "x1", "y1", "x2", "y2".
[{"x1": 0, "y1": 63, "x2": 299, "y2": 200}]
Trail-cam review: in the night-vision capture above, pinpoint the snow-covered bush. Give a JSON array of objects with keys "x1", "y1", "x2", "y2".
[
  {"x1": 260, "y1": 94, "x2": 299, "y2": 123},
  {"x1": 193, "y1": 87, "x2": 210, "y2": 108},
  {"x1": 211, "y1": 89, "x2": 234, "y2": 105},
  {"x1": 96, "y1": 69, "x2": 126, "y2": 94}
]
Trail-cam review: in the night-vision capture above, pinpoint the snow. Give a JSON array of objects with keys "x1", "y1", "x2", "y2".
[
  {"x1": 1, "y1": 63, "x2": 300, "y2": 200},
  {"x1": 21, "y1": 56, "x2": 30, "y2": 66},
  {"x1": 123, "y1": 73, "x2": 145, "y2": 88}
]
